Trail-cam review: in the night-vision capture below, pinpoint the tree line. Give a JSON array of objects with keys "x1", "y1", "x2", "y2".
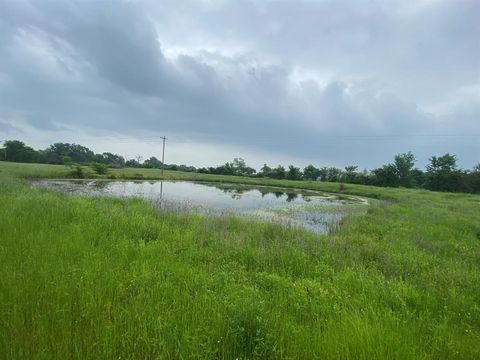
[
  {"x1": 1, "y1": 140, "x2": 479, "y2": 193},
  {"x1": 0, "y1": 140, "x2": 195, "y2": 172}
]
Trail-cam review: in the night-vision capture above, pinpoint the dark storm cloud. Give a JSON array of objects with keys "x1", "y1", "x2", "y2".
[{"x1": 0, "y1": 0, "x2": 478, "y2": 168}]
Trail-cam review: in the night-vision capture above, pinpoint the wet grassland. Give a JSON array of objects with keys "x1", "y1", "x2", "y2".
[{"x1": 1, "y1": 162, "x2": 480, "y2": 359}]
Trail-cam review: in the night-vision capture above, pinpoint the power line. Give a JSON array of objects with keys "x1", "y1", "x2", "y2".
[{"x1": 311, "y1": 134, "x2": 480, "y2": 138}]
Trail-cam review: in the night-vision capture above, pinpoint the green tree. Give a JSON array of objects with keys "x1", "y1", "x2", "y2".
[
  {"x1": 143, "y1": 156, "x2": 163, "y2": 168},
  {"x1": 344, "y1": 165, "x2": 358, "y2": 183},
  {"x1": 259, "y1": 164, "x2": 272, "y2": 177},
  {"x1": 95, "y1": 152, "x2": 126, "y2": 167},
  {"x1": 0, "y1": 143, "x2": 5, "y2": 161},
  {"x1": 229, "y1": 158, "x2": 256, "y2": 176},
  {"x1": 270, "y1": 165, "x2": 286, "y2": 179},
  {"x1": 325, "y1": 167, "x2": 343, "y2": 182},
  {"x1": 126, "y1": 159, "x2": 140, "y2": 168},
  {"x1": 465, "y1": 164, "x2": 480, "y2": 193},
  {"x1": 394, "y1": 152, "x2": 417, "y2": 187},
  {"x1": 425, "y1": 154, "x2": 466, "y2": 192},
  {"x1": 317, "y1": 167, "x2": 329, "y2": 181},
  {"x1": 427, "y1": 153, "x2": 458, "y2": 173},
  {"x1": 44, "y1": 143, "x2": 95, "y2": 164},
  {"x1": 303, "y1": 165, "x2": 321, "y2": 180},
  {"x1": 286, "y1": 165, "x2": 302, "y2": 180},
  {"x1": 372, "y1": 164, "x2": 398, "y2": 187},
  {"x1": 3, "y1": 140, "x2": 38, "y2": 163}
]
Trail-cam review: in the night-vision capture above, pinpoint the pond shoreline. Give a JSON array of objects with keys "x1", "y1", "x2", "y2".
[
  {"x1": 33, "y1": 176, "x2": 370, "y2": 203},
  {"x1": 31, "y1": 179, "x2": 371, "y2": 234}
]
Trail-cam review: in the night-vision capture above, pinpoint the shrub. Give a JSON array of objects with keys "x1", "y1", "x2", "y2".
[
  {"x1": 90, "y1": 162, "x2": 108, "y2": 175},
  {"x1": 132, "y1": 173, "x2": 145, "y2": 180},
  {"x1": 71, "y1": 165, "x2": 85, "y2": 179},
  {"x1": 62, "y1": 156, "x2": 73, "y2": 166}
]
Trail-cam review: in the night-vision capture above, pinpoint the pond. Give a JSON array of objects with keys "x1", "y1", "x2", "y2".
[{"x1": 31, "y1": 180, "x2": 370, "y2": 234}]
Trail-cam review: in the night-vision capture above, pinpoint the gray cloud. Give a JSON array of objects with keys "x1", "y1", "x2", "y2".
[{"x1": 0, "y1": 0, "x2": 478, "y2": 168}]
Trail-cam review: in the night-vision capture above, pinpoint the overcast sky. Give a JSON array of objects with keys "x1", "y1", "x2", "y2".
[{"x1": 0, "y1": 0, "x2": 478, "y2": 169}]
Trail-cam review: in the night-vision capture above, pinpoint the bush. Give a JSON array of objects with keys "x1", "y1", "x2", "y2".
[
  {"x1": 62, "y1": 156, "x2": 73, "y2": 166},
  {"x1": 90, "y1": 162, "x2": 108, "y2": 175},
  {"x1": 71, "y1": 165, "x2": 85, "y2": 179},
  {"x1": 132, "y1": 173, "x2": 145, "y2": 180}
]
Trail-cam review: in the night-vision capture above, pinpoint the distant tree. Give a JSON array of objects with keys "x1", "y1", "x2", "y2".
[
  {"x1": 207, "y1": 158, "x2": 256, "y2": 176},
  {"x1": 465, "y1": 164, "x2": 480, "y2": 193},
  {"x1": 243, "y1": 166, "x2": 257, "y2": 176},
  {"x1": 303, "y1": 165, "x2": 321, "y2": 180},
  {"x1": 355, "y1": 169, "x2": 372, "y2": 185},
  {"x1": 270, "y1": 165, "x2": 286, "y2": 179},
  {"x1": 215, "y1": 163, "x2": 234, "y2": 175},
  {"x1": 231, "y1": 158, "x2": 256, "y2": 176},
  {"x1": 425, "y1": 153, "x2": 466, "y2": 192},
  {"x1": 232, "y1": 158, "x2": 246, "y2": 171},
  {"x1": 143, "y1": 156, "x2": 163, "y2": 168},
  {"x1": 372, "y1": 164, "x2": 399, "y2": 187},
  {"x1": 44, "y1": 143, "x2": 95, "y2": 164},
  {"x1": 427, "y1": 153, "x2": 458, "y2": 173},
  {"x1": 3, "y1": 140, "x2": 38, "y2": 163},
  {"x1": 126, "y1": 159, "x2": 140, "y2": 168},
  {"x1": 96, "y1": 152, "x2": 125, "y2": 167},
  {"x1": 411, "y1": 168, "x2": 425, "y2": 188},
  {"x1": 344, "y1": 165, "x2": 358, "y2": 183},
  {"x1": 176, "y1": 165, "x2": 196, "y2": 172},
  {"x1": 0, "y1": 144, "x2": 5, "y2": 161},
  {"x1": 259, "y1": 164, "x2": 272, "y2": 177},
  {"x1": 394, "y1": 152, "x2": 417, "y2": 187},
  {"x1": 286, "y1": 165, "x2": 302, "y2": 180},
  {"x1": 317, "y1": 167, "x2": 329, "y2": 181},
  {"x1": 325, "y1": 167, "x2": 343, "y2": 182}
]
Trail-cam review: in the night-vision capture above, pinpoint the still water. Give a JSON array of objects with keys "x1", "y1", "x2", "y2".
[{"x1": 32, "y1": 180, "x2": 369, "y2": 234}]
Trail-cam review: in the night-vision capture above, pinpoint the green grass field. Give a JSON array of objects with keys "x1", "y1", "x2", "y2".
[{"x1": 1, "y1": 161, "x2": 480, "y2": 359}]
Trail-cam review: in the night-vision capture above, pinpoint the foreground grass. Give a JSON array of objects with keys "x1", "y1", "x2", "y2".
[{"x1": 1, "y1": 162, "x2": 480, "y2": 359}]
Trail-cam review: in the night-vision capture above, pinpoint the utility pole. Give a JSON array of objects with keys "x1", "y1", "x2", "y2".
[{"x1": 160, "y1": 136, "x2": 167, "y2": 176}]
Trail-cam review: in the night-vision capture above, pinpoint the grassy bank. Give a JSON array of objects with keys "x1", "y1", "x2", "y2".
[
  {"x1": 1, "y1": 161, "x2": 480, "y2": 359},
  {"x1": 0, "y1": 161, "x2": 442, "y2": 199}
]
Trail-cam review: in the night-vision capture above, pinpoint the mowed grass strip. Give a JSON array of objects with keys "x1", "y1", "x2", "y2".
[{"x1": 1, "y1": 162, "x2": 480, "y2": 359}]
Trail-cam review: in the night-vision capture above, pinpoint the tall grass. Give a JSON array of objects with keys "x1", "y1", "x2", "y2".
[{"x1": 1, "y1": 163, "x2": 480, "y2": 359}]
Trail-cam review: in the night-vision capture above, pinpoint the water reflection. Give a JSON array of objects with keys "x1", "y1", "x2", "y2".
[
  {"x1": 198, "y1": 182, "x2": 312, "y2": 203},
  {"x1": 286, "y1": 193, "x2": 298, "y2": 202},
  {"x1": 31, "y1": 179, "x2": 368, "y2": 234},
  {"x1": 90, "y1": 181, "x2": 110, "y2": 190}
]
